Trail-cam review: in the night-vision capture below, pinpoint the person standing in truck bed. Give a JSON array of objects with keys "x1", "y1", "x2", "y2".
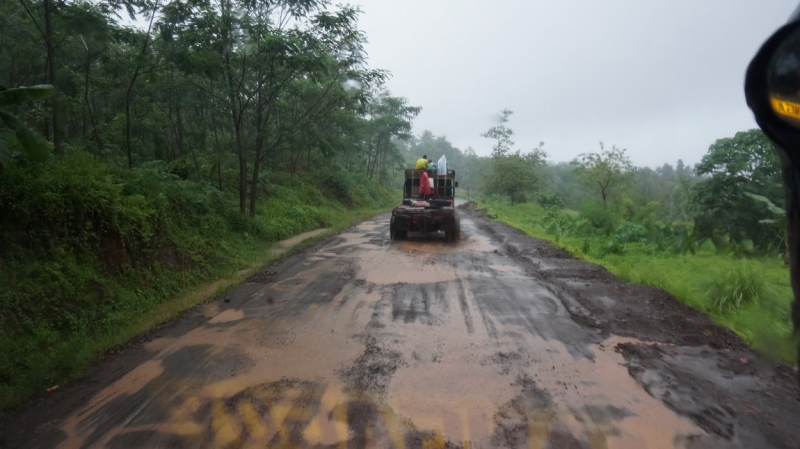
[
  {"x1": 419, "y1": 170, "x2": 432, "y2": 199},
  {"x1": 415, "y1": 155, "x2": 429, "y2": 170}
]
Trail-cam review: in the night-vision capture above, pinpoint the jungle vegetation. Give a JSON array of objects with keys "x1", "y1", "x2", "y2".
[{"x1": 0, "y1": 0, "x2": 414, "y2": 408}]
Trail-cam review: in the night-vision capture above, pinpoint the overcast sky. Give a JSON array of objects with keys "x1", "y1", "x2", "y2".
[{"x1": 351, "y1": 0, "x2": 798, "y2": 168}]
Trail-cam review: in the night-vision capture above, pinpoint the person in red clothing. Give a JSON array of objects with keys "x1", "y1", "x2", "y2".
[{"x1": 419, "y1": 170, "x2": 432, "y2": 199}]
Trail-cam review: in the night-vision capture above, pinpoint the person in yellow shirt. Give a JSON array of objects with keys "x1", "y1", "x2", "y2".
[{"x1": 415, "y1": 154, "x2": 428, "y2": 170}]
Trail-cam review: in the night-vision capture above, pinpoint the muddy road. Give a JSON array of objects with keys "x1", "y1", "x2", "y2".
[{"x1": 2, "y1": 205, "x2": 799, "y2": 448}]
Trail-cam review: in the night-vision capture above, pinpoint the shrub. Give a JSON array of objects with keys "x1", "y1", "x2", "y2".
[
  {"x1": 578, "y1": 201, "x2": 618, "y2": 235},
  {"x1": 615, "y1": 221, "x2": 649, "y2": 243},
  {"x1": 0, "y1": 150, "x2": 396, "y2": 408},
  {"x1": 600, "y1": 239, "x2": 626, "y2": 256},
  {"x1": 167, "y1": 158, "x2": 194, "y2": 180},
  {"x1": 537, "y1": 193, "x2": 564, "y2": 209},
  {"x1": 701, "y1": 262, "x2": 772, "y2": 313},
  {"x1": 543, "y1": 209, "x2": 578, "y2": 235},
  {"x1": 314, "y1": 164, "x2": 354, "y2": 206}
]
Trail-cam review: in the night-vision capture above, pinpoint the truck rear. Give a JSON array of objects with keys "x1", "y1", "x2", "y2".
[{"x1": 390, "y1": 169, "x2": 460, "y2": 242}]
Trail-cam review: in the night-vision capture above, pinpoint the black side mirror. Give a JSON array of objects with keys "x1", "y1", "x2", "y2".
[
  {"x1": 746, "y1": 18, "x2": 800, "y2": 386},
  {"x1": 455, "y1": 182, "x2": 459, "y2": 188},
  {"x1": 746, "y1": 20, "x2": 800, "y2": 151}
]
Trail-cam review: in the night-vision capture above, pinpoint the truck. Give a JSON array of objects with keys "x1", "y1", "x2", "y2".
[{"x1": 389, "y1": 168, "x2": 461, "y2": 242}]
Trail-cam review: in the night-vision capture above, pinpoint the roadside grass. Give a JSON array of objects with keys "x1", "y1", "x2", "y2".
[
  {"x1": 0, "y1": 152, "x2": 395, "y2": 410},
  {"x1": 479, "y1": 200, "x2": 796, "y2": 363}
]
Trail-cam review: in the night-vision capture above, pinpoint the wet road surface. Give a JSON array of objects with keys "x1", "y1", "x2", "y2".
[{"x1": 2, "y1": 210, "x2": 799, "y2": 448}]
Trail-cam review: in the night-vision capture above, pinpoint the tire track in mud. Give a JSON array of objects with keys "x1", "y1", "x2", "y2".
[{"x1": 455, "y1": 278, "x2": 475, "y2": 334}]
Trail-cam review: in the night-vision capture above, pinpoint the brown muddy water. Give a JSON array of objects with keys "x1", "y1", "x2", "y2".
[{"x1": 1, "y1": 211, "x2": 798, "y2": 449}]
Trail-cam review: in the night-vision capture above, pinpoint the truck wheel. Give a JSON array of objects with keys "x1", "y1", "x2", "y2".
[
  {"x1": 445, "y1": 216, "x2": 460, "y2": 243},
  {"x1": 390, "y1": 215, "x2": 397, "y2": 241},
  {"x1": 400, "y1": 230, "x2": 408, "y2": 240}
]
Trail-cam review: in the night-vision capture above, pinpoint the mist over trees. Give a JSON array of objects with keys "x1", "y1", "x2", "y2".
[{"x1": 399, "y1": 114, "x2": 783, "y2": 257}]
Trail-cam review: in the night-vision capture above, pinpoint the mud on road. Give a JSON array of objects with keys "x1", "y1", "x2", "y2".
[{"x1": 1, "y1": 204, "x2": 798, "y2": 448}]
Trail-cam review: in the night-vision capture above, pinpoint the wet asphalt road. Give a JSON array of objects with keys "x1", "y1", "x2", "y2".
[{"x1": 3, "y1": 212, "x2": 792, "y2": 448}]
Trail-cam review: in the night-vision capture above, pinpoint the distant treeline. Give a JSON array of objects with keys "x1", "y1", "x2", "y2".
[{"x1": 399, "y1": 111, "x2": 783, "y2": 256}]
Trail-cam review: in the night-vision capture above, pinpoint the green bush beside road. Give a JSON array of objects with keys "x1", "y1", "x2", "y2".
[{"x1": 0, "y1": 151, "x2": 394, "y2": 409}]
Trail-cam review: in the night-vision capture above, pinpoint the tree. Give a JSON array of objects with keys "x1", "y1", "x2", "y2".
[
  {"x1": 0, "y1": 0, "x2": 419, "y2": 214},
  {"x1": 362, "y1": 91, "x2": 420, "y2": 181},
  {"x1": 478, "y1": 109, "x2": 547, "y2": 203},
  {"x1": 689, "y1": 129, "x2": 783, "y2": 251},
  {"x1": 481, "y1": 108, "x2": 514, "y2": 158},
  {"x1": 17, "y1": 0, "x2": 64, "y2": 154},
  {"x1": 15, "y1": 0, "x2": 132, "y2": 155},
  {"x1": 123, "y1": 0, "x2": 160, "y2": 169},
  {"x1": 573, "y1": 142, "x2": 633, "y2": 209},
  {"x1": 484, "y1": 147, "x2": 547, "y2": 204},
  {"x1": 407, "y1": 130, "x2": 465, "y2": 173}
]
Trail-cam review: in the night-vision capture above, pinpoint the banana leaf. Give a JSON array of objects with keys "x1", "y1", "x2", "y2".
[
  {"x1": 0, "y1": 85, "x2": 55, "y2": 106},
  {"x1": 0, "y1": 111, "x2": 49, "y2": 163}
]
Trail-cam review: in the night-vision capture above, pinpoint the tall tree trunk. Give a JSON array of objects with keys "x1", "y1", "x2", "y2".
[
  {"x1": 123, "y1": 1, "x2": 158, "y2": 169},
  {"x1": 167, "y1": 98, "x2": 177, "y2": 157},
  {"x1": 209, "y1": 83, "x2": 223, "y2": 190},
  {"x1": 365, "y1": 148, "x2": 371, "y2": 177},
  {"x1": 225, "y1": 54, "x2": 247, "y2": 214},
  {"x1": 125, "y1": 97, "x2": 133, "y2": 168},
  {"x1": 83, "y1": 49, "x2": 103, "y2": 154},
  {"x1": 232, "y1": 103, "x2": 246, "y2": 215},
  {"x1": 249, "y1": 130, "x2": 264, "y2": 218},
  {"x1": 249, "y1": 155, "x2": 261, "y2": 218},
  {"x1": 237, "y1": 135, "x2": 247, "y2": 215},
  {"x1": 249, "y1": 94, "x2": 266, "y2": 217},
  {"x1": 220, "y1": 0, "x2": 247, "y2": 214},
  {"x1": 176, "y1": 99, "x2": 200, "y2": 177},
  {"x1": 175, "y1": 94, "x2": 186, "y2": 157},
  {"x1": 43, "y1": 0, "x2": 62, "y2": 155}
]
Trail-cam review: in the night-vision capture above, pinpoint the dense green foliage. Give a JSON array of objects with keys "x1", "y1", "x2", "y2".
[
  {"x1": 449, "y1": 122, "x2": 784, "y2": 259},
  {"x1": 1, "y1": 0, "x2": 417, "y2": 211},
  {"x1": 690, "y1": 130, "x2": 784, "y2": 252},
  {"x1": 572, "y1": 143, "x2": 633, "y2": 210},
  {"x1": 0, "y1": 83, "x2": 54, "y2": 166},
  {"x1": 476, "y1": 109, "x2": 548, "y2": 204},
  {"x1": 0, "y1": 0, "x2": 408, "y2": 408},
  {"x1": 0, "y1": 152, "x2": 393, "y2": 407}
]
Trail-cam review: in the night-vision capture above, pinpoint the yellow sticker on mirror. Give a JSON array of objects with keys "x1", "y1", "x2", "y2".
[{"x1": 770, "y1": 97, "x2": 800, "y2": 120}]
